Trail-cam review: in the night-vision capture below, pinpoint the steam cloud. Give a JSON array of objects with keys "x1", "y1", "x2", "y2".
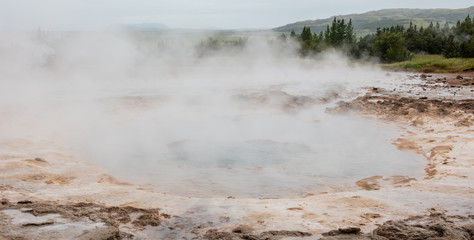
[{"x1": 0, "y1": 30, "x2": 424, "y2": 197}]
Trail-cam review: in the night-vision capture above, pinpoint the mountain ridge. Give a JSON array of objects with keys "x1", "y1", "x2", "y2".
[
  {"x1": 274, "y1": 6, "x2": 474, "y2": 35},
  {"x1": 111, "y1": 23, "x2": 169, "y2": 31}
]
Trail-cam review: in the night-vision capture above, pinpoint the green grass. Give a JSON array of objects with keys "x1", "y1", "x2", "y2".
[{"x1": 382, "y1": 55, "x2": 474, "y2": 73}]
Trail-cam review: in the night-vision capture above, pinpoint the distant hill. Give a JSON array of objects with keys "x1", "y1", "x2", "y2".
[
  {"x1": 112, "y1": 23, "x2": 169, "y2": 31},
  {"x1": 274, "y1": 6, "x2": 474, "y2": 35}
]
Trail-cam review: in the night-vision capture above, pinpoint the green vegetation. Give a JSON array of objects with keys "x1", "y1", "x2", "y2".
[
  {"x1": 195, "y1": 36, "x2": 248, "y2": 57},
  {"x1": 274, "y1": 7, "x2": 474, "y2": 35},
  {"x1": 191, "y1": 9, "x2": 474, "y2": 73},
  {"x1": 371, "y1": 31, "x2": 409, "y2": 62},
  {"x1": 383, "y1": 54, "x2": 474, "y2": 73},
  {"x1": 287, "y1": 17, "x2": 356, "y2": 56},
  {"x1": 287, "y1": 15, "x2": 474, "y2": 63}
]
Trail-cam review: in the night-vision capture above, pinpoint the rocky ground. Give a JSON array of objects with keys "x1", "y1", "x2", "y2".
[
  {"x1": 0, "y1": 72, "x2": 473, "y2": 239},
  {"x1": 0, "y1": 199, "x2": 164, "y2": 239}
]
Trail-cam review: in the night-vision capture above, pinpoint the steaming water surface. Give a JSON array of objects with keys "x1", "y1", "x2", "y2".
[
  {"x1": 0, "y1": 32, "x2": 425, "y2": 198},
  {"x1": 73, "y1": 81, "x2": 424, "y2": 198}
]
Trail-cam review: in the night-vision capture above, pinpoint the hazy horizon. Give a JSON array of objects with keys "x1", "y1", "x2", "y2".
[{"x1": 0, "y1": 1, "x2": 473, "y2": 31}]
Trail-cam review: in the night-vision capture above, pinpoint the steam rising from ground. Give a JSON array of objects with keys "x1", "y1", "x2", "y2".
[{"x1": 0, "y1": 31, "x2": 424, "y2": 197}]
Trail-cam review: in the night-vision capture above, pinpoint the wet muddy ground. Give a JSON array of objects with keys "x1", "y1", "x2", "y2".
[
  {"x1": 0, "y1": 72, "x2": 473, "y2": 239},
  {"x1": 205, "y1": 212, "x2": 474, "y2": 240},
  {"x1": 0, "y1": 199, "x2": 164, "y2": 239}
]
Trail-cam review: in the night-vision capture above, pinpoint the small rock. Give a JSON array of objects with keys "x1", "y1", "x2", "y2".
[
  {"x1": 456, "y1": 75, "x2": 463, "y2": 79},
  {"x1": 22, "y1": 221, "x2": 54, "y2": 227},
  {"x1": 232, "y1": 225, "x2": 253, "y2": 234},
  {"x1": 361, "y1": 213, "x2": 382, "y2": 219},
  {"x1": 322, "y1": 227, "x2": 361, "y2": 236},
  {"x1": 338, "y1": 227, "x2": 361, "y2": 234},
  {"x1": 462, "y1": 223, "x2": 474, "y2": 235},
  {"x1": 34, "y1": 157, "x2": 47, "y2": 163}
]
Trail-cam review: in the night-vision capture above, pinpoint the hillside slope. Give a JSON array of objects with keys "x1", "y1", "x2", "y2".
[{"x1": 274, "y1": 6, "x2": 474, "y2": 35}]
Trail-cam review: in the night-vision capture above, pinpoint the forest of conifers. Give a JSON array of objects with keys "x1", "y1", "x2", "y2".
[{"x1": 286, "y1": 15, "x2": 474, "y2": 62}]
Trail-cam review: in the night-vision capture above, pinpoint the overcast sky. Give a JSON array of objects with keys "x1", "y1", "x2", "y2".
[{"x1": 1, "y1": 0, "x2": 473, "y2": 30}]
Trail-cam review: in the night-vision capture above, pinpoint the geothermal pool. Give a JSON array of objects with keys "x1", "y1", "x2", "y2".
[
  {"x1": 0, "y1": 77, "x2": 426, "y2": 198},
  {"x1": 1, "y1": 33, "x2": 472, "y2": 240},
  {"x1": 70, "y1": 85, "x2": 425, "y2": 198},
  {"x1": 0, "y1": 33, "x2": 426, "y2": 199}
]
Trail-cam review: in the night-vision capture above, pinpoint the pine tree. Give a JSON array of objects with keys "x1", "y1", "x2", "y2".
[
  {"x1": 290, "y1": 30, "x2": 297, "y2": 39},
  {"x1": 345, "y1": 19, "x2": 355, "y2": 44},
  {"x1": 460, "y1": 15, "x2": 473, "y2": 35},
  {"x1": 443, "y1": 34, "x2": 461, "y2": 58},
  {"x1": 335, "y1": 19, "x2": 346, "y2": 46},
  {"x1": 300, "y1": 26, "x2": 313, "y2": 42},
  {"x1": 442, "y1": 22, "x2": 450, "y2": 35},
  {"x1": 324, "y1": 25, "x2": 331, "y2": 44},
  {"x1": 330, "y1": 18, "x2": 338, "y2": 45}
]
